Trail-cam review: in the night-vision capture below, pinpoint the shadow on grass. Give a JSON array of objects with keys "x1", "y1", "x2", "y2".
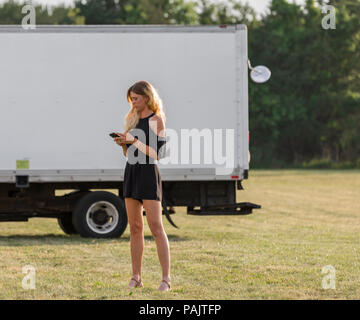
[{"x1": 0, "y1": 233, "x2": 191, "y2": 246}]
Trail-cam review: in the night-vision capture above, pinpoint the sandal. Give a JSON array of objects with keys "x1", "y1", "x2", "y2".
[
  {"x1": 158, "y1": 279, "x2": 171, "y2": 291},
  {"x1": 128, "y1": 277, "x2": 143, "y2": 288}
]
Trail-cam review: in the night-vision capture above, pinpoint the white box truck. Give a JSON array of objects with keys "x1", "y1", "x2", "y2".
[{"x1": 0, "y1": 24, "x2": 260, "y2": 238}]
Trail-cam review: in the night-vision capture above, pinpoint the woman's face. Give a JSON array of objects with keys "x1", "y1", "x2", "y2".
[{"x1": 130, "y1": 91, "x2": 149, "y2": 112}]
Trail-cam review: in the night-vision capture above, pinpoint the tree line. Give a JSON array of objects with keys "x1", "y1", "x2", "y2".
[{"x1": 1, "y1": 0, "x2": 359, "y2": 168}]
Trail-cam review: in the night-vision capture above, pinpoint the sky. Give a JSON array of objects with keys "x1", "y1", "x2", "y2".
[{"x1": 0, "y1": 0, "x2": 306, "y2": 16}]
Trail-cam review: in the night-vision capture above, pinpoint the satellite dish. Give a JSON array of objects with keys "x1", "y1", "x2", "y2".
[
  {"x1": 250, "y1": 66, "x2": 271, "y2": 83},
  {"x1": 248, "y1": 60, "x2": 271, "y2": 83}
]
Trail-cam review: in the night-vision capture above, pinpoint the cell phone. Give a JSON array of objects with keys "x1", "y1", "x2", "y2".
[{"x1": 109, "y1": 132, "x2": 120, "y2": 138}]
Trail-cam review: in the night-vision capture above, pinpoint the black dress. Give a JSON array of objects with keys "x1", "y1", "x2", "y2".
[{"x1": 123, "y1": 112, "x2": 166, "y2": 204}]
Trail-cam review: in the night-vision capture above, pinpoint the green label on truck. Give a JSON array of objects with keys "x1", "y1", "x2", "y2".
[{"x1": 16, "y1": 160, "x2": 29, "y2": 169}]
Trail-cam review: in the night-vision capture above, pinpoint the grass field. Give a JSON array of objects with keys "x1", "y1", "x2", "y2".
[{"x1": 0, "y1": 170, "x2": 359, "y2": 300}]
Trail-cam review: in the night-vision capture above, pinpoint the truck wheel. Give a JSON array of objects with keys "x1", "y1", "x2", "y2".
[
  {"x1": 57, "y1": 213, "x2": 77, "y2": 235},
  {"x1": 72, "y1": 191, "x2": 128, "y2": 238}
]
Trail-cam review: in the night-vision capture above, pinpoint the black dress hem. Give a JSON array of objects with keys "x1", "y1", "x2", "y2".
[{"x1": 123, "y1": 196, "x2": 162, "y2": 204}]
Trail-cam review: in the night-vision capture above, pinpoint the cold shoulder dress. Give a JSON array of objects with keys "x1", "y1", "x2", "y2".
[{"x1": 123, "y1": 112, "x2": 167, "y2": 204}]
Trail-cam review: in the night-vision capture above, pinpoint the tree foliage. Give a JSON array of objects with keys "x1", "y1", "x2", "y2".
[{"x1": 248, "y1": 0, "x2": 360, "y2": 167}]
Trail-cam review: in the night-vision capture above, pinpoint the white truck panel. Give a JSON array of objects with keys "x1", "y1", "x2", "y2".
[{"x1": 0, "y1": 25, "x2": 248, "y2": 182}]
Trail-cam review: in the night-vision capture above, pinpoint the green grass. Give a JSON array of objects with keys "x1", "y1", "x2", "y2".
[{"x1": 0, "y1": 170, "x2": 359, "y2": 299}]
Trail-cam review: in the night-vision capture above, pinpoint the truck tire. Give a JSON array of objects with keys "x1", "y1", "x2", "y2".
[
  {"x1": 72, "y1": 191, "x2": 128, "y2": 238},
  {"x1": 57, "y1": 213, "x2": 78, "y2": 235}
]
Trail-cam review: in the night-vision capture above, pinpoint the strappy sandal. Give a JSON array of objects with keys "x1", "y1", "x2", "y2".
[
  {"x1": 158, "y1": 279, "x2": 171, "y2": 291},
  {"x1": 128, "y1": 277, "x2": 143, "y2": 288}
]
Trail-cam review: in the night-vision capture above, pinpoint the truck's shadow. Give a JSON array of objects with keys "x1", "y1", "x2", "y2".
[{"x1": 0, "y1": 234, "x2": 191, "y2": 246}]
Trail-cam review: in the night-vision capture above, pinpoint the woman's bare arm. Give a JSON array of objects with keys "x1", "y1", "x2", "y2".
[
  {"x1": 113, "y1": 135, "x2": 128, "y2": 157},
  {"x1": 121, "y1": 144, "x2": 128, "y2": 157}
]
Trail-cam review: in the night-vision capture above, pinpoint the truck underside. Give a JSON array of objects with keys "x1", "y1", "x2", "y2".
[{"x1": 0, "y1": 180, "x2": 261, "y2": 237}]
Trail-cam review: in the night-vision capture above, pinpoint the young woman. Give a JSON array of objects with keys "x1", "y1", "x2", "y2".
[{"x1": 113, "y1": 80, "x2": 171, "y2": 291}]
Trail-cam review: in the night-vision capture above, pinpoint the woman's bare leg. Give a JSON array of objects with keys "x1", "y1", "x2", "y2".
[
  {"x1": 125, "y1": 197, "x2": 144, "y2": 287},
  {"x1": 143, "y1": 199, "x2": 171, "y2": 290}
]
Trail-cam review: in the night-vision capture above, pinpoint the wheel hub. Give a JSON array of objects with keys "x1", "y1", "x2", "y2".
[{"x1": 91, "y1": 209, "x2": 110, "y2": 225}]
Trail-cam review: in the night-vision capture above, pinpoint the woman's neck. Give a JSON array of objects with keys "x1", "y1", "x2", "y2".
[{"x1": 139, "y1": 109, "x2": 153, "y2": 119}]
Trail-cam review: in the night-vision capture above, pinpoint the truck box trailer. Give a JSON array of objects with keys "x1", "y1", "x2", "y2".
[{"x1": 0, "y1": 24, "x2": 260, "y2": 238}]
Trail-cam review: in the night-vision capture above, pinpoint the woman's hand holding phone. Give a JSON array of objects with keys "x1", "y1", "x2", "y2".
[{"x1": 113, "y1": 132, "x2": 137, "y2": 146}]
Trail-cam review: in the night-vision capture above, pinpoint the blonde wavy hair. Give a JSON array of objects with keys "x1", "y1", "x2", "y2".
[{"x1": 124, "y1": 80, "x2": 166, "y2": 133}]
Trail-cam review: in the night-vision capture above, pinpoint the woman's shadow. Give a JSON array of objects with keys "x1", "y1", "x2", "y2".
[{"x1": 0, "y1": 233, "x2": 191, "y2": 246}]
